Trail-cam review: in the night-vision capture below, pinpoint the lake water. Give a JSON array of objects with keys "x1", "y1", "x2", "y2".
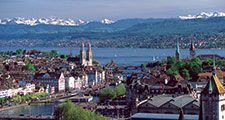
[
  {"x1": 0, "y1": 103, "x2": 55, "y2": 116},
  {"x1": 0, "y1": 47, "x2": 224, "y2": 66}
]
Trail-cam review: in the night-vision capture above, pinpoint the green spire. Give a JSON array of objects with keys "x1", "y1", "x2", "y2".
[
  {"x1": 213, "y1": 55, "x2": 216, "y2": 76},
  {"x1": 176, "y1": 40, "x2": 180, "y2": 54},
  {"x1": 208, "y1": 79, "x2": 213, "y2": 94}
]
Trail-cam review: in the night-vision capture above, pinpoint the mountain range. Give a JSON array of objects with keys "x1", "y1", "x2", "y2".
[
  {"x1": 0, "y1": 17, "x2": 114, "y2": 26},
  {"x1": 0, "y1": 11, "x2": 225, "y2": 46},
  {"x1": 1, "y1": 12, "x2": 225, "y2": 26}
]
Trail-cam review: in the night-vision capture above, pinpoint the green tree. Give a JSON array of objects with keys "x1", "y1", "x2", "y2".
[
  {"x1": 55, "y1": 100, "x2": 106, "y2": 120},
  {"x1": 24, "y1": 64, "x2": 36, "y2": 71},
  {"x1": 114, "y1": 84, "x2": 126, "y2": 96},
  {"x1": 49, "y1": 50, "x2": 58, "y2": 57},
  {"x1": 16, "y1": 49, "x2": 24, "y2": 56},
  {"x1": 166, "y1": 66, "x2": 179, "y2": 75},
  {"x1": 189, "y1": 58, "x2": 202, "y2": 74},
  {"x1": 181, "y1": 69, "x2": 191, "y2": 80}
]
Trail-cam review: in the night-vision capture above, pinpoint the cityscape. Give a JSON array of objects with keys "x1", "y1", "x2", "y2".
[{"x1": 0, "y1": 0, "x2": 225, "y2": 120}]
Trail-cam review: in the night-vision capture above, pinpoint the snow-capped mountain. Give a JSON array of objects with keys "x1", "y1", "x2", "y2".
[
  {"x1": 101, "y1": 19, "x2": 114, "y2": 24},
  {"x1": 0, "y1": 17, "x2": 114, "y2": 26},
  {"x1": 179, "y1": 12, "x2": 225, "y2": 20}
]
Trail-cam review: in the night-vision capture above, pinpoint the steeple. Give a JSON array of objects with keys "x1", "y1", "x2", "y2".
[
  {"x1": 80, "y1": 42, "x2": 86, "y2": 66},
  {"x1": 189, "y1": 38, "x2": 196, "y2": 59},
  {"x1": 200, "y1": 60, "x2": 225, "y2": 120},
  {"x1": 178, "y1": 108, "x2": 184, "y2": 120},
  {"x1": 213, "y1": 55, "x2": 216, "y2": 76},
  {"x1": 175, "y1": 40, "x2": 180, "y2": 61},
  {"x1": 86, "y1": 42, "x2": 93, "y2": 66},
  {"x1": 70, "y1": 47, "x2": 72, "y2": 57}
]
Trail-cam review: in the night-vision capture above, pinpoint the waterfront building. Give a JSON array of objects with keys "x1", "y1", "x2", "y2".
[
  {"x1": 74, "y1": 76, "x2": 82, "y2": 90},
  {"x1": 87, "y1": 69, "x2": 105, "y2": 87},
  {"x1": 65, "y1": 76, "x2": 75, "y2": 90},
  {"x1": 190, "y1": 39, "x2": 196, "y2": 59},
  {"x1": 0, "y1": 83, "x2": 35, "y2": 98},
  {"x1": 175, "y1": 40, "x2": 180, "y2": 61},
  {"x1": 34, "y1": 72, "x2": 65, "y2": 92},
  {"x1": 199, "y1": 63, "x2": 225, "y2": 120}
]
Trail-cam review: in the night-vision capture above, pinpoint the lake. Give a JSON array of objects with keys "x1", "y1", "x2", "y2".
[
  {"x1": 0, "y1": 103, "x2": 55, "y2": 116},
  {"x1": 0, "y1": 47, "x2": 224, "y2": 66}
]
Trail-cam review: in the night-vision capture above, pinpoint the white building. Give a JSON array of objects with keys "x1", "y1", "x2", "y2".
[
  {"x1": 66, "y1": 77, "x2": 75, "y2": 90},
  {"x1": 58, "y1": 73, "x2": 65, "y2": 92}
]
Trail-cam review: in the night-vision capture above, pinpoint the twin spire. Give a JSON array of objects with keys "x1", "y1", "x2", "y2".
[
  {"x1": 175, "y1": 38, "x2": 196, "y2": 61},
  {"x1": 80, "y1": 41, "x2": 93, "y2": 67}
]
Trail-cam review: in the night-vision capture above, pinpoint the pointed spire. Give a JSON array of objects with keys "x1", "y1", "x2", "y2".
[
  {"x1": 80, "y1": 41, "x2": 86, "y2": 66},
  {"x1": 87, "y1": 41, "x2": 93, "y2": 66},
  {"x1": 175, "y1": 40, "x2": 180, "y2": 61},
  {"x1": 208, "y1": 78, "x2": 213, "y2": 94},
  {"x1": 213, "y1": 55, "x2": 216, "y2": 76},
  {"x1": 176, "y1": 40, "x2": 180, "y2": 54},
  {"x1": 70, "y1": 47, "x2": 72, "y2": 57},
  {"x1": 178, "y1": 108, "x2": 184, "y2": 120},
  {"x1": 189, "y1": 37, "x2": 196, "y2": 59},
  {"x1": 81, "y1": 41, "x2": 85, "y2": 51}
]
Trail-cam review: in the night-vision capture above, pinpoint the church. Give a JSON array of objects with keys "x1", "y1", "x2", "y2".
[{"x1": 80, "y1": 42, "x2": 93, "y2": 67}]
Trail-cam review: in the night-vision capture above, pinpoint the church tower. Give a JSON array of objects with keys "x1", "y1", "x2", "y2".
[
  {"x1": 175, "y1": 40, "x2": 180, "y2": 61},
  {"x1": 86, "y1": 42, "x2": 93, "y2": 66},
  {"x1": 189, "y1": 39, "x2": 196, "y2": 59},
  {"x1": 80, "y1": 42, "x2": 87, "y2": 66},
  {"x1": 199, "y1": 62, "x2": 225, "y2": 120}
]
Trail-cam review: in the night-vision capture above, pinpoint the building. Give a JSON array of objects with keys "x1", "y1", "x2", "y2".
[
  {"x1": 199, "y1": 64, "x2": 225, "y2": 120},
  {"x1": 136, "y1": 94, "x2": 199, "y2": 115},
  {"x1": 34, "y1": 72, "x2": 65, "y2": 92},
  {"x1": 189, "y1": 39, "x2": 196, "y2": 59},
  {"x1": 129, "y1": 113, "x2": 198, "y2": 120},
  {"x1": 175, "y1": 40, "x2": 180, "y2": 61},
  {"x1": 87, "y1": 69, "x2": 105, "y2": 87},
  {"x1": 80, "y1": 42, "x2": 87, "y2": 66},
  {"x1": 65, "y1": 76, "x2": 75, "y2": 90},
  {"x1": 80, "y1": 42, "x2": 93, "y2": 67},
  {"x1": 86, "y1": 42, "x2": 93, "y2": 67}
]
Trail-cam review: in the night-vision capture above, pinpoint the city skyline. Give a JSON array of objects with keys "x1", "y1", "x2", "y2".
[{"x1": 0, "y1": 0, "x2": 225, "y2": 20}]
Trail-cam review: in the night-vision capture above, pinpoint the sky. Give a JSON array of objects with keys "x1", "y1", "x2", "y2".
[{"x1": 0, "y1": 0, "x2": 225, "y2": 20}]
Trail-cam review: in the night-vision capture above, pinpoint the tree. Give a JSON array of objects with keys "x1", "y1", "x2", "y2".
[
  {"x1": 181, "y1": 69, "x2": 191, "y2": 80},
  {"x1": 114, "y1": 84, "x2": 126, "y2": 96},
  {"x1": 55, "y1": 100, "x2": 106, "y2": 120},
  {"x1": 16, "y1": 49, "x2": 24, "y2": 56},
  {"x1": 166, "y1": 66, "x2": 179, "y2": 75},
  {"x1": 189, "y1": 58, "x2": 202, "y2": 75},
  {"x1": 24, "y1": 64, "x2": 36, "y2": 71},
  {"x1": 49, "y1": 50, "x2": 58, "y2": 57}
]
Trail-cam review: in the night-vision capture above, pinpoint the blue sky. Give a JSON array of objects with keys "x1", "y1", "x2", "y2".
[{"x1": 0, "y1": 0, "x2": 225, "y2": 20}]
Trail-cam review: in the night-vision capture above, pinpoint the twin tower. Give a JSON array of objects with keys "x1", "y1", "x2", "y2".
[{"x1": 80, "y1": 42, "x2": 93, "y2": 67}]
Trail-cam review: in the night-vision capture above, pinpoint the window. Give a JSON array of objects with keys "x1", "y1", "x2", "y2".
[{"x1": 221, "y1": 104, "x2": 225, "y2": 111}]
